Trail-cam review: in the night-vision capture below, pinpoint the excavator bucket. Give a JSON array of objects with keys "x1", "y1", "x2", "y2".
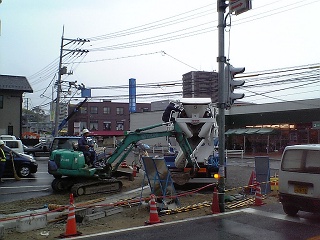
[{"x1": 170, "y1": 172, "x2": 191, "y2": 186}]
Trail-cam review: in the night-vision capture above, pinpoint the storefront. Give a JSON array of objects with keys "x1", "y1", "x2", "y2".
[{"x1": 225, "y1": 99, "x2": 320, "y2": 154}]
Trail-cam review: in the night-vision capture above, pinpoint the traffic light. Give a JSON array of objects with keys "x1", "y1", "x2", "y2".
[{"x1": 225, "y1": 64, "x2": 245, "y2": 107}]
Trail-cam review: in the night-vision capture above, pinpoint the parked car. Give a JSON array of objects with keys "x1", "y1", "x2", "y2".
[
  {"x1": 3, "y1": 146, "x2": 38, "y2": 178},
  {"x1": 24, "y1": 142, "x2": 51, "y2": 157},
  {"x1": 3, "y1": 139, "x2": 25, "y2": 153}
]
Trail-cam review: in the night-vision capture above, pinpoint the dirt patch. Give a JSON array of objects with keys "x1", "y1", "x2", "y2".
[{"x1": 1, "y1": 165, "x2": 280, "y2": 239}]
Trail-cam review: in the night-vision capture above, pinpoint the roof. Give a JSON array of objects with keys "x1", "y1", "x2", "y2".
[
  {"x1": 0, "y1": 75, "x2": 33, "y2": 93},
  {"x1": 180, "y1": 98, "x2": 211, "y2": 104},
  {"x1": 284, "y1": 144, "x2": 320, "y2": 150},
  {"x1": 225, "y1": 128, "x2": 278, "y2": 135}
]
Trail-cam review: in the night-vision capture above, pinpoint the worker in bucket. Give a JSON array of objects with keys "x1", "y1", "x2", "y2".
[
  {"x1": 78, "y1": 129, "x2": 96, "y2": 167},
  {"x1": 162, "y1": 102, "x2": 181, "y2": 123}
]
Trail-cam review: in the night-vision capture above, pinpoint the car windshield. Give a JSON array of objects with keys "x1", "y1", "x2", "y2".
[
  {"x1": 33, "y1": 143, "x2": 42, "y2": 148},
  {"x1": 51, "y1": 137, "x2": 80, "y2": 151},
  {"x1": 3, "y1": 145, "x2": 20, "y2": 156}
]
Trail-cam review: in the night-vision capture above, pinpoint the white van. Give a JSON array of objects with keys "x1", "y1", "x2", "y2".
[
  {"x1": 279, "y1": 144, "x2": 320, "y2": 216},
  {"x1": 3, "y1": 139, "x2": 24, "y2": 153},
  {"x1": 0, "y1": 135, "x2": 17, "y2": 140}
]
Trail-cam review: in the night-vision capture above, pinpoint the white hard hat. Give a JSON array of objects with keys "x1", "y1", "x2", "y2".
[
  {"x1": 0, "y1": 140, "x2": 4, "y2": 145},
  {"x1": 82, "y1": 129, "x2": 90, "y2": 134}
]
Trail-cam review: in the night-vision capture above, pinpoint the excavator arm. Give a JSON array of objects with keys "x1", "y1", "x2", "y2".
[{"x1": 106, "y1": 122, "x2": 196, "y2": 174}]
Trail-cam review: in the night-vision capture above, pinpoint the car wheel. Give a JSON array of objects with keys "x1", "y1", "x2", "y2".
[
  {"x1": 283, "y1": 204, "x2": 299, "y2": 216},
  {"x1": 17, "y1": 165, "x2": 31, "y2": 178}
]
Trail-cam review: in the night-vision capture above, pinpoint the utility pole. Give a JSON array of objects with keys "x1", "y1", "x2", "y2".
[
  {"x1": 53, "y1": 27, "x2": 89, "y2": 137},
  {"x1": 53, "y1": 28, "x2": 64, "y2": 137},
  {"x1": 217, "y1": 0, "x2": 228, "y2": 212}
]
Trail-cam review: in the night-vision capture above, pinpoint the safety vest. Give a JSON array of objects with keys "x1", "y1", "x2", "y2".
[{"x1": 0, "y1": 148, "x2": 6, "y2": 162}]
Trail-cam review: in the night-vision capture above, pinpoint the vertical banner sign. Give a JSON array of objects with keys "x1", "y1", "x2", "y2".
[
  {"x1": 129, "y1": 78, "x2": 136, "y2": 113},
  {"x1": 81, "y1": 88, "x2": 91, "y2": 98}
]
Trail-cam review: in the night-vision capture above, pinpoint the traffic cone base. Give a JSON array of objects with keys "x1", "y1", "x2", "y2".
[
  {"x1": 211, "y1": 187, "x2": 220, "y2": 214},
  {"x1": 145, "y1": 194, "x2": 163, "y2": 225}
]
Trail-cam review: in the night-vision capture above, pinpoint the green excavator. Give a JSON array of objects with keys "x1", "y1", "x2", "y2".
[{"x1": 48, "y1": 122, "x2": 196, "y2": 196}]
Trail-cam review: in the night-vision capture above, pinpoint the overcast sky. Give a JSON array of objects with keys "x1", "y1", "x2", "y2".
[{"x1": 1, "y1": 0, "x2": 320, "y2": 112}]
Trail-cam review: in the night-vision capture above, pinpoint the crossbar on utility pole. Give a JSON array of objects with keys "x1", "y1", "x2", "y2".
[{"x1": 217, "y1": 0, "x2": 228, "y2": 212}]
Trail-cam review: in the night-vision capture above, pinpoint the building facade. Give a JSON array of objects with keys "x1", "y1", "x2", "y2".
[
  {"x1": 225, "y1": 98, "x2": 320, "y2": 154},
  {"x1": 67, "y1": 100, "x2": 151, "y2": 145},
  {"x1": 182, "y1": 71, "x2": 219, "y2": 102},
  {"x1": 0, "y1": 75, "x2": 33, "y2": 137}
]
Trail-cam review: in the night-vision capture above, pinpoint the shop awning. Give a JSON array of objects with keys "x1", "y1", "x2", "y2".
[
  {"x1": 225, "y1": 129, "x2": 237, "y2": 135},
  {"x1": 244, "y1": 128, "x2": 260, "y2": 134},
  {"x1": 256, "y1": 128, "x2": 277, "y2": 134},
  {"x1": 234, "y1": 129, "x2": 249, "y2": 135},
  {"x1": 225, "y1": 128, "x2": 278, "y2": 135},
  {"x1": 90, "y1": 130, "x2": 125, "y2": 136}
]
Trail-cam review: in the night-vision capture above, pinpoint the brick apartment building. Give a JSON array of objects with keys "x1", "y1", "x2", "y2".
[{"x1": 67, "y1": 100, "x2": 150, "y2": 143}]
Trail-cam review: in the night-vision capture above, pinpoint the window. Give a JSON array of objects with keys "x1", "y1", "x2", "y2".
[
  {"x1": 90, "y1": 106, "x2": 98, "y2": 114},
  {"x1": 282, "y1": 149, "x2": 320, "y2": 173},
  {"x1": 89, "y1": 121, "x2": 98, "y2": 131},
  {"x1": 80, "y1": 122, "x2": 87, "y2": 130},
  {"x1": 103, "y1": 107, "x2": 111, "y2": 114},
  {"x1": 103, "y1": 121, "x2": 111, "y2": 130},
  {"x1": 116, "y1": 107, "x2": 124, "y2": 115},
  {"x1": 116, "y1": 121, "x2": 124, "y2": 131},
  {"x1": 80, "y1": 107, "x2": 87, "y2": 114},
  {"x1": 0, "y1": 95, "x2": 3, "y2": 109}
]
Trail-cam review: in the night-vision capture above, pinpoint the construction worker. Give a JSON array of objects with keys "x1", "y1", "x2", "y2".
[
  {"x1": 0, "y1": 140, "x2": 6, "y2": 183},
  {"x1": 78, "y1": 129, "x2": 96, "y2": 167},
  {"x1": 162, "y1": 102, "x2": 181, "y2": 123}
]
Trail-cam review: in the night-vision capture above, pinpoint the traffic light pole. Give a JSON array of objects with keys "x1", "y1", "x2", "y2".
[{"x1": 217, "y1": 0, "x2": 228, "y2": 212}]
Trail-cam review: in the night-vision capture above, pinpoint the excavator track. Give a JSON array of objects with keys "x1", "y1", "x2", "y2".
[{"x1": 70, "y1": 178, "x2": 123, "y2": 197}]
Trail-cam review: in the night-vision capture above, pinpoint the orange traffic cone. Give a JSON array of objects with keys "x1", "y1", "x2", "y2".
[
  {"x1": 211, "y1": 186, "x2": 220, "y2": 214},
  {"x1": 59, "y1": 194, "x2": 82, "y2": 238},
  {"x1": 145, "y1": 194, "x2": 163, "y2": 225},
  {"x1": 248, "y1": 170, "x2": 257, "y2": 193},
  {"x1": 254, "y1": 183, "x2": 264, "y2": 206},
  {"x1": 120, "y1": 160, "x2": 128, "y2": 168},
  {"x1": 132, "y1": 165, "x2": 137, "y2": 177}
]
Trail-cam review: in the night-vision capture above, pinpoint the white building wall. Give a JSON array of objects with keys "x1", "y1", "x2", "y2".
[
  {"x1": 0, "y1": 93, "x2": 21, "y2": 137},
  {"x1": 130, "y1": 111, "x2": 171, "y2": 147}
]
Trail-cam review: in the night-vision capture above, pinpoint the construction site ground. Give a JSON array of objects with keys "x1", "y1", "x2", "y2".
[{"x1": 2, "y1": 163, "x2": 280, "y2": 240}]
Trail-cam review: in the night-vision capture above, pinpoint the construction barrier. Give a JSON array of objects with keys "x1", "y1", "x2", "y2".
[{"x1": 270, "y1": 176, "x2": 279, "y2": 191}]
